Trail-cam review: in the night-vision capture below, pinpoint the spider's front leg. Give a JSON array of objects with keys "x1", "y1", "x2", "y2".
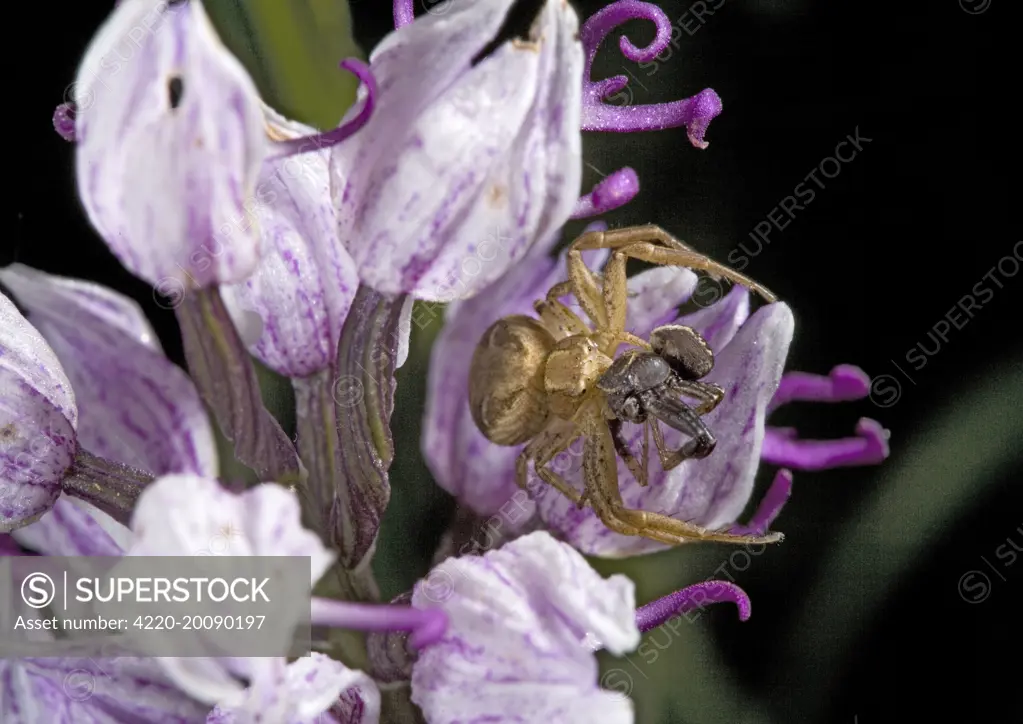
[
  {"x1": 570, "y1": 224, "x2": 777, "y2": 303},
  {"x1": 671, "y1": 378, "x2": 725, "y2": 416},
  {"x1": 582, "y1": 417, "x2": 783, "y2": 546},
  {"x1": 608, "y1": 417, "x2": 649, "y2": 488}
]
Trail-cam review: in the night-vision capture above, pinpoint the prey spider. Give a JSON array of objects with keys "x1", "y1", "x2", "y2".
[{"x1": 468, "y1": 224, "x2": 783, "y2": 547}]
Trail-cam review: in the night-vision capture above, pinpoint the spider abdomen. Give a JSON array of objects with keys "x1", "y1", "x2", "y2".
[{"x1": 469, "y1": 315, "x2": 555, "y2": 446}]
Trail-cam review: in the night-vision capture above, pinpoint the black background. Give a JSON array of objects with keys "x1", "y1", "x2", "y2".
[{"x1": 7, "y1": 1, "x2": 1019, "y2": 723}]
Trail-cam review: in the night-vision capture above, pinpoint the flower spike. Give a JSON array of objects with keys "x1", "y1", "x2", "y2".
[
  {"x1": 636, "y1": 580, "x2": 752, "y2": 632},
  {"x1": 579, "y1": 0, "x2": 723, "y2": 146}
]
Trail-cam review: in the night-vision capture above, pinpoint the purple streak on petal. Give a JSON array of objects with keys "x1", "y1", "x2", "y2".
[
  {"x1": 53, "y1": 102, "x2": 76, "y2": 142},
  {"x1": 269, "y1": 59, "x2": 377, "y2": 159},
  {"x1": 729, "y1": 469, "x2": 792, "y2": 537},
  {"x1": 761, "y1": 418, "x2": 890, "y2": 471},
  {"x1": 310, "y1": 597, "x2": 448, "y2": 650},
  {"x1": 394, "y1": 0, "x2": 414, "y2": 28},
  {"x1": 571, "y1": 167, "x2": 639, "y2": 219},
  {"x1": 636, "y1": 581, "x2": 751, "y2": 633},
  {"x1": 578, "y1": 1, "x2": 722, "y2": 144},
  {"x1": 768, "y1": 364, "x2": 870, "y2": 414}
]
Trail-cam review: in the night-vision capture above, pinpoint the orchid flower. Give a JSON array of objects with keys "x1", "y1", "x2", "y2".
[{"x1": 406, "y1": 530, "x2": 750, "y2": 723}]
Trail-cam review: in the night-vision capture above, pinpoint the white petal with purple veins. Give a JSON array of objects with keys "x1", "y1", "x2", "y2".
[
  {"x1": 11, "y1": 497, "x2": 126, "y2": 557},
  {"x1": 222, "y1": 112, "x2": 359, "y2": 378},
  {"x1": 0, "y1": 654, "x2": 209, "y2": 724},
  {"x1": 74, "y1": 0, "x2": 266, "y2": 289},
  {"x1": 206, "y1": 654, "x2": 380, "y2": 724},
  {"x1": 410, "y1": 531, "x2": 637, "y2": 723},
  {"x1": 538, "y1": 300, "x2": 795, "y2": 557},
  {"x1": 0, "y1": 293, "x2": 77, "y2": 531},
  {"x1": 0, "y1": 265, "x2": 216, "y2": 477},
  {"x1": 333, "y1": 0, "x2": 583, "y2": 301},
  {"x1": 125, "y1": 474, "x2": 334, "y2": 708}
]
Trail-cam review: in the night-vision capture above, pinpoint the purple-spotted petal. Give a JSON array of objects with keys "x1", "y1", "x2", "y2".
[
  {"x1": 410, "y1": 531, "x2": 638, "y2": 723},
  {"x1": 538, "y1": 301, "x2": 794, "y2": 557},
  {"x1": 222, "y1": 110, "x2": 359, "y2": 378},
  {"x1": 1, "y1": 654, "x2": 209, "y2": 723},
  {"x1": 422, "y1": 231, "x2": 608, "y2": 516},
  {"x1": 74, "y1": 0, "x2": 266, "y2": 289},
  {"x1": 332, "y1": 0, "x2": 583, "y2": 301},
  {"x1": 0, "y1": 292, "x2": 77, "y2": 532},
  {"x1": 0, "y1": 265, "x2": 216, "y2": 477},
  {"x1": 206, "y1": 654, "x2": 380, "y2": 724}
]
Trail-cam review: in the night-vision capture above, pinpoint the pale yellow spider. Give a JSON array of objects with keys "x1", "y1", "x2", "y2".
[{"x1": 468, "y1": 225, "x2": 783, "y2": 547}]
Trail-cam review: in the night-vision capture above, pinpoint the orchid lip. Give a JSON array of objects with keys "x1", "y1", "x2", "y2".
[
  {"x1": 635, "y1": 580, "x2": 751, "y2": 634},
  {"x1": 310, "y1": 596, "x2": 449, "y2": 649},
  {"x1": 266, "y1": 59, "x2": 377, "y2": 160}
]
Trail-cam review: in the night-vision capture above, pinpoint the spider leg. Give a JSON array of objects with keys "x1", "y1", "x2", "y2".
[
  {"x1": 565, "y1": 250, "x2": 609, "y2": 331},
  {"x1": 649, "y1": 411, "x2": 715, "y2": 472},
  {"x1": 622, "y1": 243, "x2": 776, "y2": 302},
  {"x1": 608, "y1": 418, "x2": 648, "y2": 487},
  {"x1": 670, "y1": 378, "x2": 725, "y2": 416},
  {"x1": 570, "y1": 224, "x2": 695, "y2": 254},
  {"x1": 516, "y1": 422, "x2": 586, "y2": 506},
  {"x1": 534, "y1": 296, "x2": 589, "y2": 340},
  {"x1": 583, "y1": 417, "x2": 782, "y2": 545},
  {"x1": 569, "y1": 225, "x2": 776, "y2": 303},
  {"x1": 644, "y1": 392, "x2": 716, "y2": 466}
]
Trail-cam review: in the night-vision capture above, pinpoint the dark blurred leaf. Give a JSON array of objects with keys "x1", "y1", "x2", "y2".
[{"x1": 775, "y1": 360, "x2": 1023, "y2": 722}]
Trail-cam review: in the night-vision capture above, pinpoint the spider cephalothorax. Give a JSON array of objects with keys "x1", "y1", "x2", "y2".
[{"x1": 468, "y1": 224, "x2": 783, "y2": 547}]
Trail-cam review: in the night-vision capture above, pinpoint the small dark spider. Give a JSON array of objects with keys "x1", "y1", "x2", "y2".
[{"x1": 598, "y1": 324, "x2": 723, "y2": 488}]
